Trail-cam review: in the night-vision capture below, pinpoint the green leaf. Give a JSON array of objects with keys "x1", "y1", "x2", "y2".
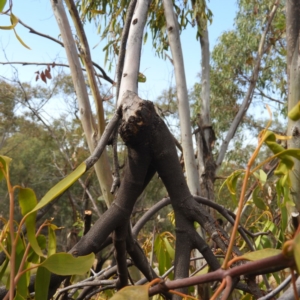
[
  {"x1": 252, "y1": 186, "x2": 268, "y2": 210},
  {"x1": 0, "y1": 0, "x2": 6, "y2": 12},
  {"x1": 259, "y1": 170, "x2": 267, "y2": 184},
  {"x1": 15, "y1": 236, "x2": 28, "y2": 300},
  {"x1": 27, "y1": 235, "x2": 47, "y2": 263},
  {"x1": 264, "y1": 132, "x2": 296, "y2": 170},
  {"x1": 35, "y1": 266, "x2": 50, "y2": 300},
  {"x1": 48, "y1": 224, "x2": 57, "y2": 256},
  {"x1": 0, "y1": 155, "x2": 12, "y2": 181},
  {"x1": 138, "y1": 72, "x2": 146, "y2": 83},
  {"x1": 0, "y1": 258, "x2": 9, "y2": 282},
  {"x1": 163, "y1": 237, "x2": 175, "y2": 260},
  {"x1": 40, "y1": 253, "x2": 95, "y2": 275},
  {"x1": 226, "y1": 170, "x2": 242, "y2": 195},
  {"x1": 280, "y1": 204, "x2": 288, "y2": 233},
  {"x1": 288, "y1": 101, "x2": 300, "y2": 121},
  {"x1": 143, "y1": 32, "x2": 148, "y2": 44},
  {"x1": 0, "y1": 13, "x2": 18, "y2": 30},
  {"x1": 109, "y1": 285, "x2": 149, "y2": 300},
  {"x1": 293, "y1": 233, "x2": 300, "y2": 273},
  {"x1": 14, "y1": 293, "x2": 26, "y2": 300},
  {"x1": 18, "y1": 188, "x2": 43, "y2": 256},
  {"x1": 13, "y1": 29, "x2": 31, "y2": 50},
  {"x1": 154, "y1": 235, "x2": 165, "y2": 275},
  {"x1": 240, "y1": 248, "x2": 282, "y2": 261},
  {"x1": 90, "y1": 9, "x2": 105, "y2": 14},
  {"x1": 27, "y1": 162, "x2": 86, "y2": 215}
]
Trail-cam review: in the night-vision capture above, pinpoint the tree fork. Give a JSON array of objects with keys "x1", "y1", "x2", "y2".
[
  {"x1": 0, "y1": 92, "x2": 244, "y2": 299},
  {"x1": 71, "y1": 91, "x2": 235, "y2": 294}
]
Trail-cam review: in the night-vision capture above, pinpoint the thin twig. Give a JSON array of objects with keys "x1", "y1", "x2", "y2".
[
  {"x1": 216, "y1": 0, "x2": 280, "y2": 168},
  {"x1": 18, "y1": 19, "x2": 115, "y2": 84},
  {"x1": 0, "y1": 61, "x2": 108, "y2": 81},
  {"x1": 258, "y1": 274, "x2": 292, "y2": 300}
]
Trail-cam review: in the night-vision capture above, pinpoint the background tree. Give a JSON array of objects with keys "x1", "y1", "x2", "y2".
[{"x1": 0, "y1": 0, "x2": 299, "y2": 299}]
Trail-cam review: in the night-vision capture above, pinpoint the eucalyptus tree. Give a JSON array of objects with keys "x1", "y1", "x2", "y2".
[
  {"x1": 286, "y1": 0, "x2": 300, "y2": 213},
  {"x1": 1, "y1": 0, "x2": 300, "y2": 299}
]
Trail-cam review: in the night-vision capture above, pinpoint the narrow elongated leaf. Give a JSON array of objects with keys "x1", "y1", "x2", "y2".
[
  {"x1": 0, "y1": 155, "x2": 11, "y2": 181},
  {"x1": 0, "y1": 13, "x2": 18, "y2": 30},
  {"x1": 90, "y1": 9, "x2": 105, "y2": 14},
  {"x1": 0, "y1": 258, "x2": 9, "y2": 282},
  {"x1": 35, "y1": 266, "x2": 50, "y2": 300},
  {"x1": 252, "y1": 186, "x2": 268, "y2": 210},
  {"x1": 280, "y1": 204, "x2": 288, "y2": 233},
  {"x1": 48, "y1": 224, "x2": 57, "y2": 256},
  {"x1": 13, "y1": 29, "x2": 31, "y2": 50},
  {"x1": 28, "y1": 162, "x2": 86, "y2": 215},
  {"x1": 110, "y1": 285, "x2": 149, "y2": 300},
  {"x1": 227, "y1": 171, "x2": 242, "y2": 195},
  {"x1": 19, "y1": 188, "x2": 43, "y2": 256},
  {"x1": 15, "y1": 236, "x2": 28, "y2": 300},
  {"x1": 40, "y1": 252, "x2": 94, "y2": 275},
  {"x1": 163, "y1": 237, "x2": 175, "y2": 260},
  {"x1": 27, "y1": 235, "x2": 47, "y2": 263},
  {"x1": 240, "y1": 248, "x2": 281, "y2": 261}
]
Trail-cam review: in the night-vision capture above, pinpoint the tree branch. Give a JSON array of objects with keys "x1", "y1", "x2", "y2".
[
  {"x1": 18, "y1": 19, "x2": 115, "y2": 84},
  {"x1": 216, "y1": 0, "x2": 280, "y2": 169}
]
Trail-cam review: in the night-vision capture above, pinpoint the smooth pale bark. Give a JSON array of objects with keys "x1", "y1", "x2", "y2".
[
  {"x1": 117, "y1": 0, "x2": 151, "y2": 105},
  {"x1": 163, "y1": 0, "x2": 201, "y2": 196},
  {"x1": 195, "y1": 20, "x2": 216, "y2": 204},
  {"x1": 216, "y1": 1, "x2": 280, "y2": 170},
  {"x1": 286, "y1": 0, "x2": 300, "y2": 86},
  {"x1": 64, "y1": 0, "x2": 113, "y2": 204},
  {"x1": 115, "y1": 0, "x2": 138, "y2": 101},
  {"x1": 50, "y1": 0, "x2": 113, "y2": 206},
  {"x1": 286, "y1": 0, "x2": 300, "y2": 213},
  {"x1": 197, "y1": 26, "x2": 211, "y2": 188}
]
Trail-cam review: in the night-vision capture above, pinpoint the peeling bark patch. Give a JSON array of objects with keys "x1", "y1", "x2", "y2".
[
  {"x1": 80, "y1": 108, "x2": 84, "y2": 115},
  {"x1": 119, "y1": 100, "x2": 156, "y2": 146},
  {"x1": 132, "y1": 18, "x2": 138, "y2": 25},
  {"x1": 291, "y1": 126, "x2": 300, "y2": 147},
  {"x1": 292, "y1": 126, "x2": 300, "y2": 137}
]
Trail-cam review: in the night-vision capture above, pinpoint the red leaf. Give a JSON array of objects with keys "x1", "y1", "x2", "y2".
[
  {"x1": 35, "y1": 74, "x2": 39, "y2": 81},
  {"x1": 45, "y1": 69, "x2": 52, "y2": 79},
  {"x1": 40, "y1": 71, "x2": 47, "y2": 83}
]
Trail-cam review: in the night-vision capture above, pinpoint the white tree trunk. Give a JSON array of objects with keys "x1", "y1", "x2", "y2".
[
  {"x1": 163, "y1": 0, "x2": 200, "y2": 195},
  {"x1": 50, "y1": 0, "x2": 113, "y2": 206},
  {"x1": 286, "y1": 0, "x2": 300, "y2": 213},
  {"x1": 118, "y1": 0, "x2": 151, "y2": 105}
]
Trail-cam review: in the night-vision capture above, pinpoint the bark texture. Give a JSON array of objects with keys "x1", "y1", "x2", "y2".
[
  {"x1": 69, "y1": 91, "x2": 237, "y2": 297},
  {"x1": 286, "y1": 0, "x2": 300, "y2": 213}
]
